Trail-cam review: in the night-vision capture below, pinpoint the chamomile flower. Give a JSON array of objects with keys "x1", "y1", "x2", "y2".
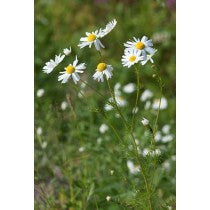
[
  {"x1": 124, "y1": 36, "x2": 156, "y2": 60},
  {"x1": 78, "y1": 30, "x2": 105, "y2": 51},
  {"x1": 58, "y1": 56, "x2": 86, "y2": 84},
  {"x1": 36, "y1": 89, "x2": 45, "y2": 97},
  {"x1": 141, "y1": 117, "x2": 149, "y2": 126},
  {"x1": 123, "y1": 83, "x2": 135, "y2": 93},
  {"x1": 115, "y1": 95, "x2": 127, "y2": 107},
  {"x1": 140, "y1": 89, "x2": 153, "y2": 102},
  {"x1": 43, "y1": 54, "x2": 65, "y2": 74},
  {"x1": 127, "y1": 160, "x2": 140, "y2": 174},
  {"x1": 78, "y1": 19, "x2": 117, "y2": 51},
  {"x1": 121, "y1": 49, "x2": 143, "y2": 68},
  {"x1": 63, "y1": 47, "x2": 71, "y2": 56},
  {"x1": 106, "y1": 196, "x2": 111, "y2": 202},
  {"x1": 93, "y1": 63, "x2": 113, "y2": 82}
]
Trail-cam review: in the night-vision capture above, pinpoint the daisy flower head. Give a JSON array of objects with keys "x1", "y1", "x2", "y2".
[
  {"x1": 58, "y1": 56, "x2": 86, "y2": 84},
  {"x1": 78, "y1": 19, "x2": 117, "y2": 51},
  {"x1": 78, "y1": 30, "x2": 105, "y2": 51},
  {"x1": 43, "y1": 54, "x2": 65, "y2": 74},
  {"x1": 121, "y1": 49, "x2": 143, "y2": 68},
  {"x1": 141, "y1": 117, "x2": 149, "y2": 126},
  {"x1": 124, "y1": 36, "x2": 156, "y2": 60},
  {"x1": 93, "y1": 62, "x2": 113, "y2": 82}
]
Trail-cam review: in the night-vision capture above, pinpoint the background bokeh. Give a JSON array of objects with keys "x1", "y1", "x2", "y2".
[{"x1": 35, "y1": 0, "x2": 176, "y2": 209}]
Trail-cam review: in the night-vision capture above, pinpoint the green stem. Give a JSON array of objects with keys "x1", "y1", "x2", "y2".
[
  {"x1": 131, "y1": 65, "x2": 141, "y2": 132},
  {"x1": 106, "y1": 79, "x2": 152, "y2": 210},
  {"x1": 71, "y1": 82, "x2": 122, "y2": 143}
]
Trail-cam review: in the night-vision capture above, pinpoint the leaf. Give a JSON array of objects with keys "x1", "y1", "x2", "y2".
[{"x1": 87, "y1": 183, "x2": 95, "y2": 201}]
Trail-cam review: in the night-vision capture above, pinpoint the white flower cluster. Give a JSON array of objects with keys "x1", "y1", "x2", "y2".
[
  {"x1": 42, "y1": 20, "x2": 158, "y2": 86},
  {"x1": 122, "y1": 36, "x2": 157, "y2": 68},
  {"x1": 43, "y1": 20, "x2": 118, "y2": 84}
]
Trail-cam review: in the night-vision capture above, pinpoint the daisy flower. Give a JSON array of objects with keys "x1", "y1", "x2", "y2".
[
  {"x1": 58, "y1": 56, "x2": 86, "y2": 84},
  {"x1": 121, "y1": 49, "x2": 143, "y2": 68},
  {"x1": 63, "y1": 47, "x2": 71, "y2": 56},
  {"x1": 141, "y1": 117, "x2": 149, "y2": 126},
  {"x1": 140, "y1": 89, "x2": 153, "y2": 102},
  {"x1": 123, "y1": 83, "x2": 135, "y2": 93},
  {"x1": 78, "y1": 19, "x2": 117, "y2": 51},
  {"x1": 93, "y1": 62, "x2": 113, "y2": 82},
  {"x1": 124, "y1": 36, "x2": 156, "y2": 60},
  {"x1": 43, "y1": 54, "x2": 65, "y2": 74},
  {"x1": 127, "y1": 160, "x2": 140, "y2": 174}
]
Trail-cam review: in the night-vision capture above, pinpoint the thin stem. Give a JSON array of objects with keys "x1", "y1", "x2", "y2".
[
  {"x1": 131, "y1": 65, "x2": 141, "y2": 132},
  {"x1": 70, "y1": 82, "x2": 122, "y2": 143},
  {"x1": 152, "y1": 68, "x2": 163, "y2": 134},
  {"x1": 106, "y1": 79, "x2": 152, "y2": 210}
]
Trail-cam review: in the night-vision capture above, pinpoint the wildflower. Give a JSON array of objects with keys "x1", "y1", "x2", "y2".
[
  {"x1": 127, "y1": 160, "x2": 140, "y2": 174},
  {"x1": 78, "y1": 19, "x2": 117, "y2": 51},
  {"x1": 104, "y1": 103, "x2": 113, "y2": 111},
  {"x1": 93, "y1": 63, "x2": 113, "y2": 82},
  {"x1": 162, "y1": 124, "x2": 171, "y2": 134},
  {"x1": 141, "y1": 53, "x2": 156, "y2": 65},
  {"x1": 61, "y1": 101, "x2": 68, "y2": 110},
  {"x1": 115, "y1": 95, "x2": 127, "y2": 107},
  {"x1": 99, "y1": 123, "x2": 109, "y2": 133},
  {"x1": 58, "y1": 56, "x2": 86, "y2": 84},
  {"x1": 110, "y1": 170, "x2": 114, "y2": 175},
  {"x1": 141, "y1": 117, "x2": 149, "y2": 126},
  {"x1": 140, "y1": 89, "x2": 153, "y2": 102},
  {"x1": 155, "y1": 131, "x2": 162, "y2": 142},
  {"x1": 124, "y1": 36, "x2": 156, "y2": 60},
  {"x1": 36, "y1": 127, "x2": 42, "y2": 136},
  {"x1": 36, "y1": 89, "x2": 45, "y2": 97},
  {"x1": 144, "y1": 101, "x2": 151, "y2": 110},
  {"x1": 43, "y1": 54, "x2": 65, "y2": 74},
  {"x1": 152, "y1": 97, "x2": 168, "y2": 110},
  {"x1": 142, "y1": 148, "x2": 149, "y2": 157},
  {"x1": 161, "y1": 134, "x2": 173, "y2": 143},
  {"x1": 121, "y1": 49, "x2": 143, "y2": 68},
  {"x1": 114, "y1": 82, "x2": 121, "y2": 96},
  {"x1": 63, "y1": 47, "x2": 71, "y2": 56},
  {"x1": 79, "y1": 147, "x2": 85, "y2": 152},
  {"x1": 41, "y1": 141, "x2": 47, "y2": 149},
  {"x1": 163, "y1": 160, "x2": 171, "y2": 170},
  {"x1": 106, "y1": 196, "x2": 111, "y2": 202},
  {"x1": 123, "y1": 83, "x2": 135, "y2": 93}
]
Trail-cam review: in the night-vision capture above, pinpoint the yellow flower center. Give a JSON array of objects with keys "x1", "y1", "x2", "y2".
[
  {"x1": 87, "y1": 34, "x2": 97, "y2": 42},
  {"x1": 129, "y1": 55, "x2": 136, "y2": 62},
  {"x1": 97, "y1": 63, "x2": 107, "y2": 72},
  {"x1": 66, "y1": 65, "x2": 75, "y2": 74},
  {"x1": 135, "y1": 42, "x2": 145, "y2": 50}
]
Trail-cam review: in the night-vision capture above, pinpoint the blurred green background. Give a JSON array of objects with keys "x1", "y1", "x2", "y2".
[{"x1": 35, "y1": 0, "x2": 176, "y2": 209}]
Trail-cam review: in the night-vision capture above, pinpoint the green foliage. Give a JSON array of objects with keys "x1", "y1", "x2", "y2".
[{"x1": 35, "y1": 0, "x2": 176, "y2": 209}]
